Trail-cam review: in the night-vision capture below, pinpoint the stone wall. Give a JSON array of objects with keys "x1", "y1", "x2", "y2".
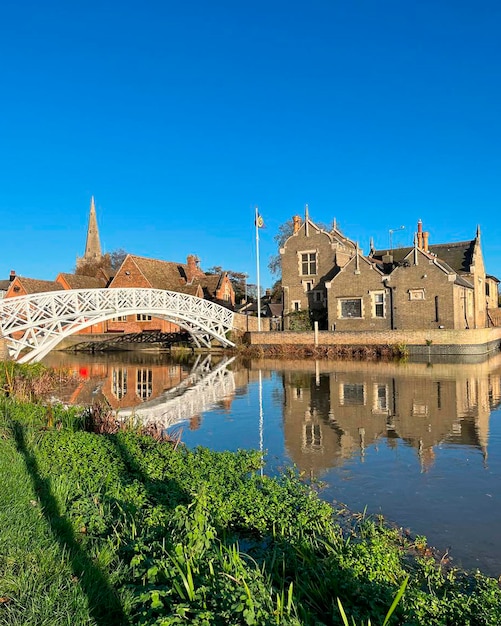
[
  {"x1": 0, "y1": 337, "x2": 9, "y2": 361},
  {"x1": 233, "y1": 313, "x2": 270, "y2": 333},
  {"x1": 245, "y1": 327, "x2": 501, "y2": 355}
]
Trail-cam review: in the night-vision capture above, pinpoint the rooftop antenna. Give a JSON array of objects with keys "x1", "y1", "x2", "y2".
[{"x1": 389, "y1": 225, "x2": 405, "y2": 250}]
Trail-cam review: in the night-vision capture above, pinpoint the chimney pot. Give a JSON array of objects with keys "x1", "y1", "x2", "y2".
[
  {"x1": 293, "y1": 215, "x2": 302, "y2": 234},
  {"x1": 9, "y1": 270, "x2": 16, "y2": 282}
]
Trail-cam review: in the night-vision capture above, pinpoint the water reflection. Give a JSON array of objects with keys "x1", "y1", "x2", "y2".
[
  {"x1": 276, "y1": 357, "x2": 501, "y2": 475},
  {"x1": 42, "y1": 350, "x2": 501, "y2": 575}
]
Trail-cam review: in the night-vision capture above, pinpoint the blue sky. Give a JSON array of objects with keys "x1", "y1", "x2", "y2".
[{"x1": 1, "y1": 0, "x2": 500, "y2": 290}]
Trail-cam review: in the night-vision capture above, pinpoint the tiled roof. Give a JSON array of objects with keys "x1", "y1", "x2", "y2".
[
  {"x1": 428, "y1": 241, "x2": 475, "y2": 274},
  {"x1": 195, "y1": 274, "x2": 222, "y2": 298},
  {"x1": 267, "y1": 303, "x2": 284, "y2": 317},
  {"x1": 14, "y1": 278, "x2": 62, "y2": 294},
  {"x1": 372, "y1": 240, "x2": 476, "y2": 275},
  {"x1": 176, "y1": 284, "x2": 202, "y2": 297},
  {"x1": 58, "y1": 273, "x2": 107, "y2": 289},
  {"x1": 0, "y1": 280, "x2": 10, "y2": 291},
  {"x1": 129, "y1": 256, "x2": 189, "y2": 290}
]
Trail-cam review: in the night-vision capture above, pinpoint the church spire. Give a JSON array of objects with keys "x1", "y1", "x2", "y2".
[
  {"x1": 76, "y1": 197, "x2": 103, "y2": 271},
  {"x1": 83, "y1": 196, "x2": 102, "y2": 262}
]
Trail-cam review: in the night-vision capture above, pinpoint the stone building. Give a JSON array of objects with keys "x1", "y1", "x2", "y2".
[
  {"x1": 280, "y1": 206, "x2": 357, "y2": 329},
  {"x1": 281, "y1": 209, "x2": 499, "y2": 331}
]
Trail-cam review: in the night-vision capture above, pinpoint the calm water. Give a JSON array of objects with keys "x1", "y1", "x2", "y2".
[{"x1": 43, "y1": 350, "x2": 501, "y2": 578}]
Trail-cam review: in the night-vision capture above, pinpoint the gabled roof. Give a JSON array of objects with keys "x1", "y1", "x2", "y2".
[
  {"x1": 11, "y1": 277, "x2": 62, "y2": 294},
  {"x1": 371, "y1": 239, "x2": 476, "y2": 276},
  {"x1": 267, "y1": 303, "x2": 284, "y2": 317},
  {"x1": 394, "y1": 247, "x2": 474, "y2": 289},
  {"x1": 428, "y1": 241, "x2": 475, "y2": 274},
  {"x1": 195, "y1": 274, "x2": 223, "y2": 298},
  {"x1": 127, "y1": 255, "x2": 188, "y2": 290},
  {"x1": 57, "y1": 273, "x2": 107, "y2": 289}
]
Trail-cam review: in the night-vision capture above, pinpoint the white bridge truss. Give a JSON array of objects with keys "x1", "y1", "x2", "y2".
[
  {"x1": 116, "y1": 355, "x2": 236, "y2": 429},
  {"x1": 0, "y1": 288, "x2": 235, "y2": 363}
]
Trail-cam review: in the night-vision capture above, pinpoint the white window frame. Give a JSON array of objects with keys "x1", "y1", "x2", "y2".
[
  {"x1": 291, "y1": 300, "x2": 301, "y2": 312},
  {"x1": 298, "y1": 250, "x2": 318, "y2": 276},
  {"x1": 372, "y1": 383, "x2": 389, "y2": 413},
  {"x1": 111, "y1": 368, "x2": 128, "y2": 400},
  {"x1": 371, "y1": 291, "x2": 385, "y2": 318}
]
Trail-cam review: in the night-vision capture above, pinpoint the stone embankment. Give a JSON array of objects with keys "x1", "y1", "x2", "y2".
[{"x1": 244, "y1": 327, "x2": 501, "y2": 358}]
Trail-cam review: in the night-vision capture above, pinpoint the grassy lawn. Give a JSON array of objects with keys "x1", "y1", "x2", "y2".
[{"x1": 1, "y1": 393, "x2": 501, "y2": 625}]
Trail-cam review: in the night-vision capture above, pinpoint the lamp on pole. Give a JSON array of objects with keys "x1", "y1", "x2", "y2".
[{"x1": 389, "y1": 226, "x2": 405, "y2": 250}]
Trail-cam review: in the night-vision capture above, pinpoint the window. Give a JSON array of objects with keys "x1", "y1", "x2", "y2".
[
  {"x1": 112, "y1": 315, "x2": 127, "y2": 322},
  {"x1": 136, "y1": 314, "x2": 152, "y2": 321},
  {"x1": 300, "y1": 251, "x2": 317, "y2": 276},
  {"x1": 372, "y1": 384, "x2": 389, "y2": 413},
  {"x1": 303, "y1": 281, "x2": 313, "y2": 292},
  {"x1": 409, "y1": 289, "x2": 425, "y2": 300},
  {"x1": 111, "y1": 368, "x2": 127, "y2": 400},
  {"x1": 313, "y1": 291, "x2": 323, "y2": 302},
  {"x1": 136, "y1": 369, "x2": 153, "y2": 400},
  {"x1": 303, "y1": 423, "x2": 322, "y2": 450},
  {"x1": 292, "y1": 300, "x2": 301, "y2": 311},
  {"x1": 340, "y1": 383, "x2": 366, "y2": 406},
  {"x1": 372, "y1": 292, "x2": 384, "y2": 318},
  {"x1": 339, "y1": 298, "x2": 362, "y2": 318}
]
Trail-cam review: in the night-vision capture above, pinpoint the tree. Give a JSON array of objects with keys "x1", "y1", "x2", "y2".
[
  {"x1": 75, "y1": 248, "x2": 128, "y2": 277},
  {"x1": 268, "y1": 218, "x2": 295, "y2": 277}
]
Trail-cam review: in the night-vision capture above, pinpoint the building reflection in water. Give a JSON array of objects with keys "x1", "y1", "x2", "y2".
[
  {"x1": 275, "y1": 354, "x2": 501, "y2": 477},
  {"x1": 43, "y1": 351, "x2": 237, "y2": 433},
  {"x1": 44, "y1": 351, "x2": 501, "y2": 475}
]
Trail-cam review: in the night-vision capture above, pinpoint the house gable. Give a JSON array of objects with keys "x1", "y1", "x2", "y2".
[
  {"x1": 326, "y1": 253, "x2": 388, "y2": 331},
  {"x1": 5, "y1": 277, "x2": 61, "y2": 298}
]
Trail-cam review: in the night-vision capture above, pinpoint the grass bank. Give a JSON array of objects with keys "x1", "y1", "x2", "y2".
[{"x1": 0, "y1": 367, "x2": 500, "y2": 624}]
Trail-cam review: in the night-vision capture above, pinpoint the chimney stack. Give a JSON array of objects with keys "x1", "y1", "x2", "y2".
[
  {"x1": 293, "y1": 215, "x2": 302, "y2": 234},
  {"x1": 423, "y1": 231, "x2": 429, "y2": 252},
  {"x1": 186, "y1": 255, "x2": 200, "y2": 283},
  {"x1": 9, "y1": 270, "x2": 16, "y2": 282},
  {"x1": 417, "y1": 220, "x2": 423, "y2": 249}
]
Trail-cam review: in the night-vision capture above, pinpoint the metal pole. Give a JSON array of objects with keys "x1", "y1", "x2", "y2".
[{"x1": 255, "y1": 206, "x2": 262, "y2": 331}]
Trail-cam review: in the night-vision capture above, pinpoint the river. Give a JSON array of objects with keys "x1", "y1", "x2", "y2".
[{"x1": 42, "y1": 349, "x2": 501, "y2": 578}]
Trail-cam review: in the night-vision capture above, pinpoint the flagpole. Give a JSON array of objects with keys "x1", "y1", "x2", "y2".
[
  {"x1": 258, "y1": 368, "x2": 264, "y2": 477},
  {"x1": 255, "y1": 206, "x2": 262, "y2": 331}
]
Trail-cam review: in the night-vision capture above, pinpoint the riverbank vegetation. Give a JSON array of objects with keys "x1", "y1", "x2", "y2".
[
  {"x1": 237, "y1": 342, "x2": 409, "y2": 361},
  {"x1": 1, "y1": 364, "x2": 500, "y2": 625}
]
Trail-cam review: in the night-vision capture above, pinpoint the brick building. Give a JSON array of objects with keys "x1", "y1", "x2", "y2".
[
  {"x1": 107, "y1": 253, "x2": 235, "y2": 334},
  {"x1": 281, "y1": 210, "x2": 499, "y2": 331}
]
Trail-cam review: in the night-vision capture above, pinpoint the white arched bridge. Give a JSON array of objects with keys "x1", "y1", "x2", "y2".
[{"x1": 0, "y1": 288, "x2": 235, "y2": 363}]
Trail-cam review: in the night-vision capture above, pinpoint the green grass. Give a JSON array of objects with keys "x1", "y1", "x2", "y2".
[
  {"x1": 1, "y1": 394, "x2": 501, "y2": 625},
  {"x1": 0, "y1": 414, "x2": 97, "y2": 625}
]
